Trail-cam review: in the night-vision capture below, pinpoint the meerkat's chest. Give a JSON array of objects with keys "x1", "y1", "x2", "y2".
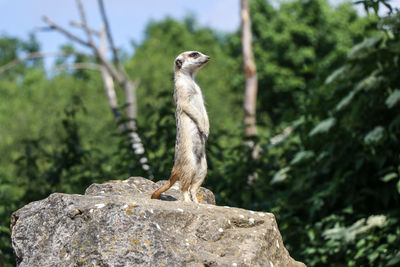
[
  {"x1": 189, "y1": 84, "x2": 205, "y2": 105},
  {"x1": 174, "y1": 79, "x2": 205, "y2": 110}
]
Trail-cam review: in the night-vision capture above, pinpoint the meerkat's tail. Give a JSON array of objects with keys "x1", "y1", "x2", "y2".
[{"x1": 151, "y1": 172, "x2": 179, "y2": 199}]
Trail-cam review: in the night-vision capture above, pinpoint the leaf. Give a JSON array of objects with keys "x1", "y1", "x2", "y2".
[
  {"x1": 354, "y1": 70, "x2": 382, "y2": 92},
  {"x1": 364, "y1": 126, "x2": 385, "y2": 144},
  {"x1": 348, "y1": 36, "x2": 382, "y2": 59},
  {"x1": 325, "y1": 65, "x2": 350, "y2": 84},
  {"x1": 380, "y1": 172, "x2": 398, "y2": 182},
  {"x1": 397, "y1": 179, "x2": 400, "y2": 194},
  {"x1": 323, "y1": 215, "x2": 386, "y2": 242},
  {"x1": 388, "y1": 252, "x2": 400, "y2": 266},
  {"x1": 387, "y1": 234, "x2": 396, "y2": 244},
  {"x1": 0, "y1": 225, "x2": 10, "y2": 234},
  {"x1": 368, "y1": 250, "x2": 380, "y2": 262},
  {"x1": 366, "y1": 215, "x2": 386, "y2": 228},
  {"x1": 385, "y1": 89, "x2": 400, "y2": 108},
  {"x1": 270, "y1": 167, "x2": 290, "y2": 184},
  {"x1": 309, "y1": 118, "x2": 336, "y2": 136},
  {"x1": 290, "y1": 150, "x2": 315, "y2": 165},
  {"x1": 336, "y1": 90, "x2": 357, "y2": 111}
]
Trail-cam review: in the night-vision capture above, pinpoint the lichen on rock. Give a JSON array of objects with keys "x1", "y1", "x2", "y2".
[{"x1": 11, "y1": 177, "x2": 305, "y2": 267}]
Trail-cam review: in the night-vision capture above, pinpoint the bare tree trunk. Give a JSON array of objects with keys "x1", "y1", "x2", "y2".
[
  {"x1": 98, "y1": 0, "x2": 119, "y2": 66},
  {"x1": 41, "y1": 0, "x2": 152, "y2": 176},
  {"x1": 241, "y1": 0, "x2": 258, "y2": 138},
  {"x1": 99, "y1": 26, "x2": 123, "y2": 124},
  {"x1": 97, "y1": 0, "x2": 137, "y2": 125},
  {"x1": 241, "y1": 0, "x2": 259, "y2": 183},
  {"x1": 98, "y1": 25, "x2": 150, "y2": 174},
  {"x1": 124, "y1": 79, "x2": 138, "y2": 131}
]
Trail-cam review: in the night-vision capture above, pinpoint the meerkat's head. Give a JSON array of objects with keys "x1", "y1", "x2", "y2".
[{"x1": 174, "y1": 51, "x2": 210, "y2": 75}]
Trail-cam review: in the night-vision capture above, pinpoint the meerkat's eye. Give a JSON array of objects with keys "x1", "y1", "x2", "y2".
[{"x1": 189, "y1": 52, "x2": 199, "y2": 58}]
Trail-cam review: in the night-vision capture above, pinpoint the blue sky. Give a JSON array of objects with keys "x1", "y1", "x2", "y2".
[
  {"x1": 0, "y1": 0, "x2": 398, "y2": 68},
  {"x1": 0, "y1": 0, "x2": 240, "y2": 56}
]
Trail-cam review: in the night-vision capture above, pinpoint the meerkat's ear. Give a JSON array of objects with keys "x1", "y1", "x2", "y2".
[{"x1": 175, "y1": 59, "x2": 182, "y2": 69}]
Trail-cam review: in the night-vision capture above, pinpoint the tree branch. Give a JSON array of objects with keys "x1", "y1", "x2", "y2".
[
  {"x1": 42, "y1": 2, "x2": 150, "y2": 176},
  {"x1": 70, "y1": 21, "x2": 100, "y2": 36},
  {"x1": 0, "y1": 51, "x2": 80, "y2": 73},
  {"x1": 98, "y1": 0, "x2": 119, "y2": 66},
  {"x1": 42, "y1": 15, "x2": 124, "y2": 86},
  {"x1": 53, "y1": 62, "x2": 101, "y2": 71},
  {"x1": 42, "y1": 16, "x2": 91, "y2": 48},
  {"x1": 76, "y1": 0, "x2": 94, "y2": 44}
]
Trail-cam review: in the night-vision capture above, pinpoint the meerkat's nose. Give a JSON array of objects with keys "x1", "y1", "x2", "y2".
[{"x1": 205, "y1": 56, "x2": 210, "y2": 62}]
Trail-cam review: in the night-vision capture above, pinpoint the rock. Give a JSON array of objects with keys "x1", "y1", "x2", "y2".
[
  {"x1": 85, "y1": 178, "x2": 216, "y2": 205},
  {"x1": 11, "y1": 177, "x2": 305, "y2": 267}
]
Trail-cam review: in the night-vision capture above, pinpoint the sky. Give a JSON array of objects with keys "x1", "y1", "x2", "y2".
[
  {"x1": 0, "y1": 0, "x2": 240, "y2": 58},
  {"x1": 0, "y1": 0, "x2": 399, "y2": 69}
]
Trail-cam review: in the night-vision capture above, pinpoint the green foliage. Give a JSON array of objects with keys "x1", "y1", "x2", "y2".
[
  {"x1": 227, "y1": 0, "x2": 378, "y2": 125},
  {"x1": 269, "y1": 11, "x2": 400, "y2": 266},
  {"x1": 0, "y1": 33, "x2": 41, "y2": 78}
]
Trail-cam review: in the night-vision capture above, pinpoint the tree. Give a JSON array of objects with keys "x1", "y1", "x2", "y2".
[
  {"x1": 261, "y1": 7, "x2": 400, "y2": 266},
  {"x1": 41, "y1": 0, "x2": 151, "y2": 174},
  {"x1": 241, "y1": 0, "x2": 259, "y2": 139},
  {"x1": 227, "y1": 0, "x2": 378, "y2": 128}
]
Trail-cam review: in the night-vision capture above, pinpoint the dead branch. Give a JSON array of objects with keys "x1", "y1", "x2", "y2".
[
  {"x1": 42, "y1": 16, "x2": 91, "y2": 48},
  {"x1": 41, "y1": 1, "x2": 151, "y2": 175},
  {"x1": 42, "y1": 16, "x2": 127, "y2": 90},
  {"x1": 70, "y1": 21, "x2": 100, "y2": 36},
  {"x1": 0, "y1": 51, "x2": 80, "y2": 73},
  {"x1": 42, "y1": 15, "x2": 124, "y2": 82},
  {"x1": 76, "y1": 0, "x2": 94, "y2": 44},
  {"x1": 53, "y1": 62, "x2": 101, "y2": 71},
  {"x1": 98, "y1": 0, "x2": 119, "y2": 66}
]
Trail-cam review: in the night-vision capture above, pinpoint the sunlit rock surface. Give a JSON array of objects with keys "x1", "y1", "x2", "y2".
[{"x1": 11, "y1": 177, "x2": 305, "y2": 267}]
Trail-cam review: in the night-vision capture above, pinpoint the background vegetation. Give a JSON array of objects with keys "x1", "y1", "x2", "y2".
[{"x1": 1, "y1": 0, "x2": 399, "y2": 266}]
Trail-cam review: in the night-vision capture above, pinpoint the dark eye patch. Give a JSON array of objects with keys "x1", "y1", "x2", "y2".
[{"x1": 189, "y1": 52, "x2": 199, "y2": 58}]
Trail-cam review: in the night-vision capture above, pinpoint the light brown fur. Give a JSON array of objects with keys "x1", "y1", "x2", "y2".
[{"x1": 151, "y1": 51, "x2": 210, "y2": 202}]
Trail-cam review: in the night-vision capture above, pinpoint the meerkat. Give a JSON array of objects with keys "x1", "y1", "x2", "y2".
[{"x1": 151, "y1": 51, "x2": 210, "y2": 203}]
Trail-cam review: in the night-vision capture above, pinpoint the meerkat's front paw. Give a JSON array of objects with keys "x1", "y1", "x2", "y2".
[
  {"x1": 201, "y1": 131, "x2": 208, "y2": 140},
  {"x1": 202, "y1": 127, "x2": 209, "y2": 140}
]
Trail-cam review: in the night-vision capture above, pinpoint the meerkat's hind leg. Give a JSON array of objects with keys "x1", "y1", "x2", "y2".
[
  {"x1": 190, "y1": 157, "x2": 207, "y2": 204},
  {"x1": 190, "y1": 175, "x2": 206, "y2": 204},
  {"x1": 182, "y1": 189, "x2": 191, "y2": 202},
  {"x1": 180, "y1": 175, "x2": 192, "y2": 202}
]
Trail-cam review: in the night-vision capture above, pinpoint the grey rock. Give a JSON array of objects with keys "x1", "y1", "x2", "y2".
[{"x1": 11, "y1": 177, "x2": 305, "y2": 267}]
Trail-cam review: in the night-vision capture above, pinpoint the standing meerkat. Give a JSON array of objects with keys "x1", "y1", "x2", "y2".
[{"x1": 151, "y1": 51, "x2": 210, "y2": 203}]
